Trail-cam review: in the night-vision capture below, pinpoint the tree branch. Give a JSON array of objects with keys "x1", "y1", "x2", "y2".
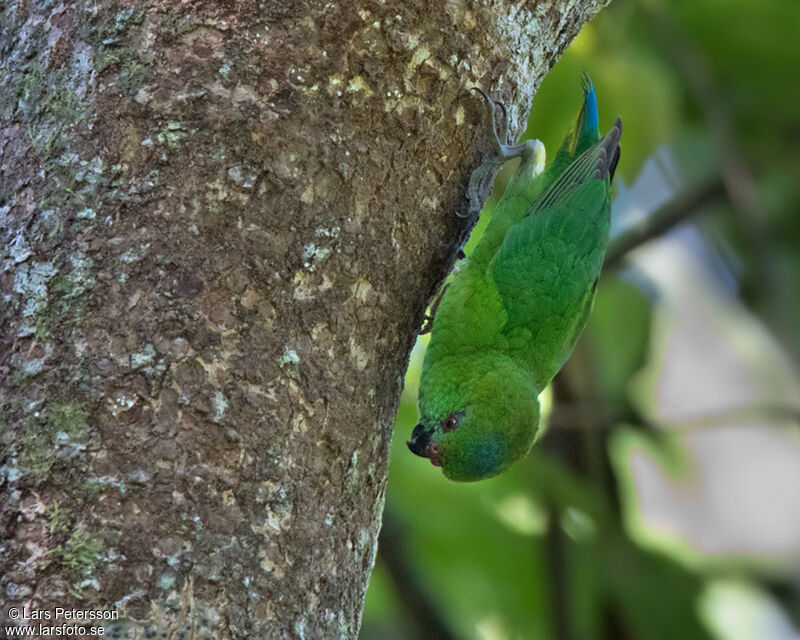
[{"x1": 603, "y1": 175, "x2": 726, "y2": 270}]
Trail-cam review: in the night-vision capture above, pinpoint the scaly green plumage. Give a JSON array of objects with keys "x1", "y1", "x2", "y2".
[{"x1": 408, "y1": 76, "x2": 622, "y2": 481}]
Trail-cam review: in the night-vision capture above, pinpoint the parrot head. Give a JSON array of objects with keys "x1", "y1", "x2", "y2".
[{"x1": 408, "y1": 365, "x2": 541, "y2": 481}]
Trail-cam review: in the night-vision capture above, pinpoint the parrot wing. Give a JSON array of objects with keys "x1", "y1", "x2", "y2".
[{"x1": 488, "y1": 119, "x2": 621, "y2": 381}]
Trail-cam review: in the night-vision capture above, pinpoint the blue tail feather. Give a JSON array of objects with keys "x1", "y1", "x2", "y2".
[
  {"x1": 580, "y1": 71, "x2": 599, "y2": 137},
  {"x1": 550, "y1": 73, "x2": 604, "y2": 175}
]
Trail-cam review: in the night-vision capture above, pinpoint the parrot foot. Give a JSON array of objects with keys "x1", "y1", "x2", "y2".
[
  {"x1": 419, "y1": 282, "x2": 451, "y2": 335},
  {"x1": 464, "y1": 88, "x2": 544, "y2": 217},
  {"x1": 471, "y1": 87, "x2": 518, "y2": 153}
]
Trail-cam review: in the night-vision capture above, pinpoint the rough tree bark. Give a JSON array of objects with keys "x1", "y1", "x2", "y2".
[{"x1": 1, "y1": 0, "x2": 608, "y2": 637}]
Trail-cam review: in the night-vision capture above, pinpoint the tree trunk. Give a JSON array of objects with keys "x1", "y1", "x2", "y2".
[{"x1": 1, "y1": 1, "x2": 607, "y2": 637}]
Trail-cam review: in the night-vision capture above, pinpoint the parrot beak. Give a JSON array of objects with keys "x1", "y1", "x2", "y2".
[{"x1": 407, "y1": 423, "x2": 440, "y2": 466}]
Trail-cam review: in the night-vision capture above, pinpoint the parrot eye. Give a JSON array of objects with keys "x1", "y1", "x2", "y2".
[{"x1": 442, "y1": 411, "x2": 464, "y2": 433}]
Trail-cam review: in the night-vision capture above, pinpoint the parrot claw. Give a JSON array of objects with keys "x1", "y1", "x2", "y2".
[
  {"x1": 419, "y1": 316, "x2": 433, "y2": 335},
  {"x1": 470, "y1": 87, "x2": 531, "y2": 160},
  {"x1": 471, "y1": 87, "x2": 511, "y2": 149},
  {"x1": 419, "y1": 283, "x2": 451, "y2": 334},
  {"x1": 466, "y1": 88, "x2": 546, "y2": 217}
]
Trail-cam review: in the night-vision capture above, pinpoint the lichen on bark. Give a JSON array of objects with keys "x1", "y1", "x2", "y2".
[{"x1": 1, "y1": 0, "x2": 608, "y2": 637}]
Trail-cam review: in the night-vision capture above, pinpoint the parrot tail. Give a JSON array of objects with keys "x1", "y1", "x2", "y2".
[
  {"x1": 579, "y1": 71, "x2": 600, "y2": 141},
  {"x1": 558, "y1": 72, "x2": 601, "y2": 161},
  {"x1": 598, "y1": 117, "x2": 622, "y2": 183}
]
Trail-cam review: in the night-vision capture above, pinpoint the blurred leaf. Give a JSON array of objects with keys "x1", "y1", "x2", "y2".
[
  {"x1": 602, "y1": 532, "x2": 709, "y2": 640},
  {"x1": 610, "y1": 423, "x2": 800, "y2": 575},
  {"x1": 700, "y1": 579, "x2": 800, "y2": 640},
  {"x1": 582, "y1": 276, "x2": 653, "y2": 404},
  {"x1": 673, "y1": 0, "x2": 800, "y2": 130}
]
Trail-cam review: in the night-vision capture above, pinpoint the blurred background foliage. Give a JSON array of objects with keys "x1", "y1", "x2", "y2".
[{"x1": 361, "y1": 0, "x2": 800, "y2": 638}]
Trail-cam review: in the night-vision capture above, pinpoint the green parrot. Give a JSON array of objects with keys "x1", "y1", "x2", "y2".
[{"x1": 408, "y1": 75, "x2": 622, "y2": 481}]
